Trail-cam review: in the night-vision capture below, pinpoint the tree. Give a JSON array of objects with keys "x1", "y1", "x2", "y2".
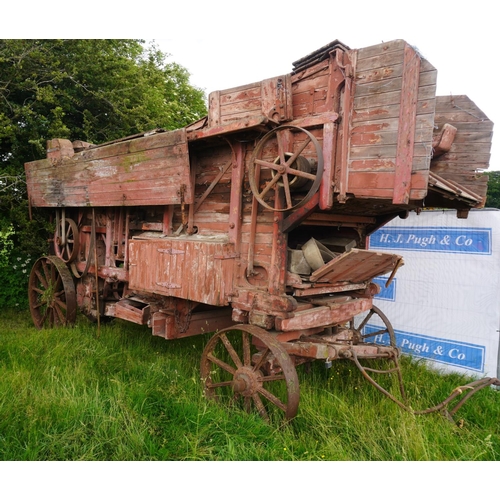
[
  {"x1": 485, "y1": 171, "x2": 500, "y2": 209},
  {"x1": 0, "y1": 39, "x2": 206, "y2": 176},
  {"x1": 0, "y1": 39, "x2": 207, "y2": 307}
]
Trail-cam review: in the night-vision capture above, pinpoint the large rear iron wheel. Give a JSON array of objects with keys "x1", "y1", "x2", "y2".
[
  {"x1": 201, "y1": 325, "x2": 300, "y2": 422},
  {"x1": 28, "y1": 255, "x2": 77, "y2": 329},
  {"x1": 249, "y1": 125, "x2": 324, "y2": 212}
]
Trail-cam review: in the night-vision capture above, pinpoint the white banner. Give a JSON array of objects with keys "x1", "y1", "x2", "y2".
[{"x1": 368, "y1": 209, "x2": 500, "y2": 379}]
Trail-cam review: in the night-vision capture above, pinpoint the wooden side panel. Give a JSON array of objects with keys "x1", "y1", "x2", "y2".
[
  {"x1": 207, "y1": 75, "x2": 292, "y2": 127},
  {"x1": 431, "y1": 95, "x2": 493, "y2": 206},
  {"x1": 347, "y1": 40, "x2": 437, "y2": 202},
  {"x1": 128, "y1": 237, "x2": 235, "y2": 306},
  {"x1": 291, "y1": 61, "x2": 331, "y2": 118},
  {"x1": 25, "y1": 129, "x2": 192, "y2": 207}
]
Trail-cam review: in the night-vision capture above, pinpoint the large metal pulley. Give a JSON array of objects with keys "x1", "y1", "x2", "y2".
[{"x1": 249, "y1": 125, "x2": 324, "y2": 211}]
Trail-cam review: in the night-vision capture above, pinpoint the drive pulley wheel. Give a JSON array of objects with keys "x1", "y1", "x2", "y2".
[
  {"x1": 350, "y1": 306, "x2": 397, "y2": 348},
  {"x1": 201, "y1": 324, "x2": 300, "y2": 422},
  {"x1": 28, "y1": 255, "x2": 77, "y2": 329},
  {"x1": 54, "y1": 218, "x2": 79, "y2": 263},
  {"x1": 249, "y1": 125, "x2": 324, "y2": 212}
]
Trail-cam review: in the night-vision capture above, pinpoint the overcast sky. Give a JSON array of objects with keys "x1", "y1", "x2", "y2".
[{"x1": 7, "y1": 1, "x2": 498, "y2": 169}]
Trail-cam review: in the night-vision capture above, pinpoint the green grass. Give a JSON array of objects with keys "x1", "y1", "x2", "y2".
[{"x1": 0, "y1": 309, "x2": 499, "y2": 461}]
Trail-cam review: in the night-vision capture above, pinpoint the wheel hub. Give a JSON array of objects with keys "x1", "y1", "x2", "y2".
[{"x1": 232, "y1": 367, "x2": 261, "y2": 396}]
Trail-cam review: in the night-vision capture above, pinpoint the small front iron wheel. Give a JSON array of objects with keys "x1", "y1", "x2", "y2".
[
  {"x1": 201, "y1": 325, "x2": 300, "y2": 422},
  {"x1": 28, "y1": 255, "x2": 77, "y2": 329},
  {"x1": 350, "y1": 305, "x2": 397, "y2": 348}
]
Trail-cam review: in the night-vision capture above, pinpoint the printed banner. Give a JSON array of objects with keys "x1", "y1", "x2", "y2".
[
  {"x1": 365, "y1": 325, "x2": 485, "y2": 372},
  {"x1": 369, "y1": 227, "x2": 491, "y2": 254},
  {"x1": 372, "y1": 277, "x2": 396, "y2": 301}
]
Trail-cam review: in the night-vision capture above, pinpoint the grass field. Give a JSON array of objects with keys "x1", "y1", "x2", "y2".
[{"x1": 0, "y1": 308, "x2": 499, "y2": 462}]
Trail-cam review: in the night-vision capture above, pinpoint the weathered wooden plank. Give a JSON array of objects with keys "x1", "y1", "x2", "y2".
[
  {"x1": 355, "y1": 40, "x2": 406, "y2": 61},
  {"x1": 310, "y1": 249, "x2": 401, "y2": 283},
  {"x1": 25, "y1": 130, "x2": 192, "y2": 207},
  {"x1": 276, "y1": 297, "x2": 371, "y2": 331},
  {"x1": 348, "y1": 170, "x2": 427, "y2": 191},
  {"x1": 347, "y1": 170, "x2": 429, "y2": 201},
  {"x1": 350, "y1": 114, "x2": 435, "y2": 147},
  {"x1": 353, "y1": 99, "x2": 434, "y2": 123},
  {"x1": 349, "y1": 156, "x2": 430, "y2": 172},
  {"x1": 219, "y1": 85, "x2": 262, "y2": 105},
  {"x1": 354, "y1": 84, "x2": 436, "y2": 112},
  {"x1": 355, "y1": 69, "x2": 436, "y2": 99}
]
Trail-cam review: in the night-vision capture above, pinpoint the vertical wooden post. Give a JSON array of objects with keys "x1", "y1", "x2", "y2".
[
  {"x1": 335, "y1": 50, "x2": 356, "y2": 203},
  {"x1": 393, "y1": 43, "x2": 421, "y2": 205},
  {"x1": 228, "y1": 141, "x2": 245, "y2": 252}
]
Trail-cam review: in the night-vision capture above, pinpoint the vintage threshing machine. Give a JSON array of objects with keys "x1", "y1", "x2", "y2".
[{"x1": 25, "y1": 39, "x2": 498, "y2": 421}]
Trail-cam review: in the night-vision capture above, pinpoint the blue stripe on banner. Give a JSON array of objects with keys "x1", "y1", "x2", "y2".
[
  {"x1": 364, "y1": 326, "x2": 485, "y2": 372},
  {"x1": 369, "y1": 227, "x2": 491, "y2": 254},
  {"x1": 372, "y1": 277, "x2": 396, "y2": 301}
]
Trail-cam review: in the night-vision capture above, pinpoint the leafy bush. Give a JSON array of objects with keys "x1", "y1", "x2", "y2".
[{"x1": 0, "y1": 224, "x2": 32, "y2": 308}]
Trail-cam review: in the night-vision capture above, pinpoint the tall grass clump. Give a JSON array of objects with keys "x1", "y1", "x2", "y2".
[{"x1": 0, "y1": 309, "x2": 499, "y2": 460}]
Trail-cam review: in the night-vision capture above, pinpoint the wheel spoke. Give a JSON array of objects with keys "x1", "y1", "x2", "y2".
[
  {"x1": 362, "y1": 327, "x2": 389, "y2": 339},
  {"x1": 286, "y1": 167, "x2": 317, "y2": 181},
  {"x1": 261, "y1": 373, "x2": 286, "y2": 382},
  {"x1": 253, "y1": 347, "x2": 271, "y2": 372},
  {"x1": 285, "y1": 137, "x2": 311, "y2": 167},
  {"x1": 257, "y1": 386, "x2": 287, "y2": 412},
  {"x1": 282, "y1": 173, "x2": 293, "y2": 209},
  {"x1": 32, "y1": 300, "x2": 47, "y2": 310},
  {"x1": 255, "y1": 158, "x2": 281, "y2": 171},
  {"x1": 252, "y1": 393, "x2": 269, "y2": 420},
  {"x1": 205, "y1": 379, "x2": 234, "y2": 389},
  {"x1": 36, "y1": 267, "x2": 49, "y2": 290},
  {"x1": 53, "y1": 303, "x2": 66, "y2": 325},
  {"x1": 220, "y1": 333, "x2": 243, "y2": 368},
  {"x1": 259, "y1": 174, "x2": 281, "y2": 199},
  {"x1": 242, "y1": 331, "x2": 251, "y2": 366},
  {"x1": 358, "y1": 310, "x2": 374, "y2": 331},
  {"x1": 205, "y1": 352, "x2": 237, "y2": 375}
]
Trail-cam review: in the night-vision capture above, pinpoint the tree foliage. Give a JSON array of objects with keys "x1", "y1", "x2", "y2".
[
  {"x1": 0, "y1": 39, "x2": 206, "y2": 175},
  {"x1": 485, "y1": 171, "x2": 500, "y2": 209},
  {"x1": 0, "y1": 39, "x2": 207, "y2": 307}
]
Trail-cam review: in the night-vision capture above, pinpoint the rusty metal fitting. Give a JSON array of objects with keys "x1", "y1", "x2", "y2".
[{"x1": 339, "y1": 349, "x2": 352, "y2": 359}]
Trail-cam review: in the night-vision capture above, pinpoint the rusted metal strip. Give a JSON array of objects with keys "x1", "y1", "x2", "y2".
[
  {"x1": 194, "y1": 158, "x2": 232, "y2": 214},
  {"x1": 393, "y1": 44, "x2": 421, "y2": 205}
]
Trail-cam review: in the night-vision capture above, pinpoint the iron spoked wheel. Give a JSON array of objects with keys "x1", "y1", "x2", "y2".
[
  {"x1": 249, "y1": 125, "x2": 324, "y2": 212},
  {"x1": 201, "y1": 325, "x2": 300, "y2": 422},
  {"x1": 54, "y1": 218, "x2": 79, "y2": 263},
  {"x1": 28, "y1": 255, "x2": 77, "y2": 329},
  {"x1": 350, "y1": 305, "x2": 397, "y2": 348}
]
